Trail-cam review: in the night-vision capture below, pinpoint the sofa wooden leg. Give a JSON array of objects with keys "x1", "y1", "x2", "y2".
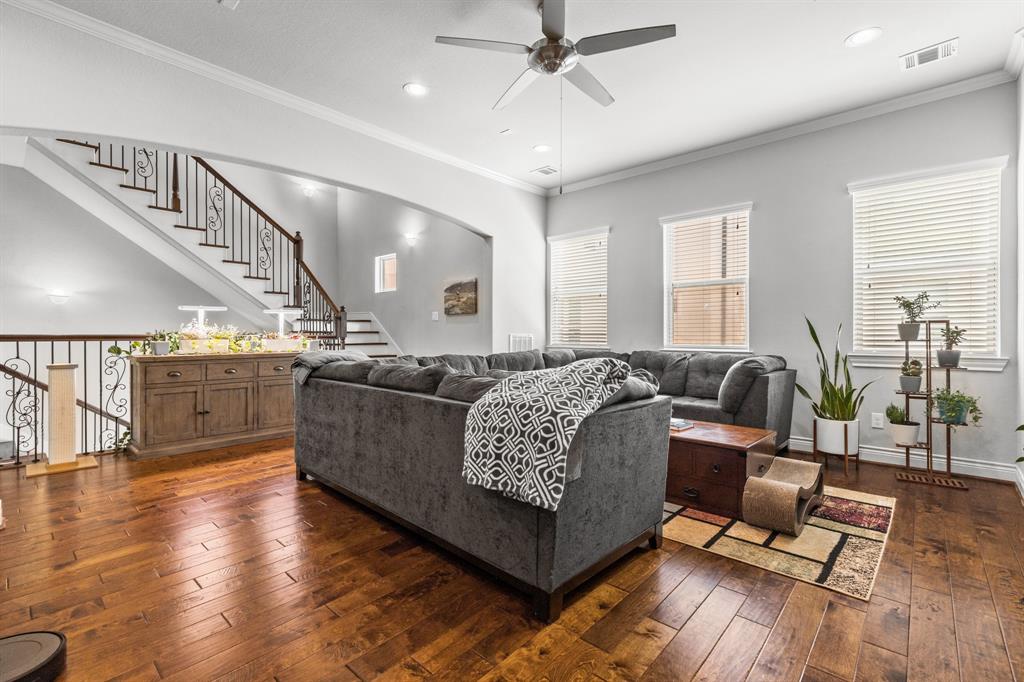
[
  {"x1": 648, "y1": 522, "x2": 663, "y2": 549},
  {"x1": 533, "y1": 589, "x2": 564, "y2": 622},
  {"x1": 295, "y1": 466, "x2": 304, "y2": 481}
]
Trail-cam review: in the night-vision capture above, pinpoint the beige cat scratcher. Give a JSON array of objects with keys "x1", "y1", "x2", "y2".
[{"x1": 742, "y1": 457, "x2": 824, "y2": 536}]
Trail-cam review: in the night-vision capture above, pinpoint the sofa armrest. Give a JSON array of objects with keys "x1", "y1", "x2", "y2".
[
  {"x1": 535, "y1": 395, "x2": 672, "y2": 592},
  {"x1": 733, "y1": 369, "x2": 796, "y2": 450}
]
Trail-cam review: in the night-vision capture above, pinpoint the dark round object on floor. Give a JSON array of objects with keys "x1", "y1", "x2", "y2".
[{"x1": 0, "y1": 631, "x2": 66, "y2": 682}]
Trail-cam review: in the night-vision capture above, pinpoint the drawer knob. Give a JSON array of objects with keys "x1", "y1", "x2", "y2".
[
  {"x1": 273, "y1": 365, "x2": 285, "y2": 371},
  {"x1": 224, "y1": 368, "x2": 238, "y2": 374},
  {"x1": 167, "y1": 371, "x2": 182, "y2": 378},
  {"x1": 682, "y1": 487, "x2": 699, "y2": 499},
  {"x1": 197, "y1": 410, "x2": 210, "y2": 415},
  {"x1": 712, "y1": 464, "x2": 721, "y2": 474}
]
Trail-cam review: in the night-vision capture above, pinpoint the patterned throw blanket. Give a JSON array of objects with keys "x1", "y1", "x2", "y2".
[{"x1": 463, "y1": 358, "x2": 638, "y2": 511}]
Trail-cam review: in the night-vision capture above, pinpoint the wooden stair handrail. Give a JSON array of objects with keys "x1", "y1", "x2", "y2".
[
  {"x1": 0, "y1": 335, "x2": 146, "y2": 342},
  {"x1": 191, "y1": 156, "x2": 299, "y2": 243},
  {"x1": 0, "y1": 361, "x2": 131, "y2": 429}
]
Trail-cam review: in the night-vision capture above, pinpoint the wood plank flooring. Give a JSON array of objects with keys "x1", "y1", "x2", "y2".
[{"x1": 1, "y1": 440, "x2": 1022, "y2": 681}]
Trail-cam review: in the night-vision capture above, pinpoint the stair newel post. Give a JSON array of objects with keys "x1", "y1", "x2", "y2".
[
  {"x1": 293, "y1": 231, "x2": 304, "y2": 309},
  {"x1": 337, "y1": 306, "x2": 347, "y2": 349},
  {"x1": 171, "y1": 152, "x2": 181, "y2": 213}
]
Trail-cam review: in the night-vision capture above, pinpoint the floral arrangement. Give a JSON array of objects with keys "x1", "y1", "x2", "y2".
[{"x1": 109, "y1": 321, "x2": 313, "y2": 356}]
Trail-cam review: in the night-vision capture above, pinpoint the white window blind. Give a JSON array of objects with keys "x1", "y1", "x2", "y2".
[
  {"x1": 549, "y1": 229, "x2": 608, "y2": 346},
  {"x1": 663, "y1": 207, "x2": 749, "y2": 349},
  {"x1": 852, "y1": 166, "x2": 1001, "y2": 355}
]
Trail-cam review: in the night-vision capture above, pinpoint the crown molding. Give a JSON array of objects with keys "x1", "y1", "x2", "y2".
[
  {"x1": 547, "y1": 70, "x2": 1016, "y2": 197},
  {"x1": 1, "y1": 0, "x2": 547, "y2": 197},
  {"x1": 1005, "y1": 27, "x2": 1024, "y2": 76}
]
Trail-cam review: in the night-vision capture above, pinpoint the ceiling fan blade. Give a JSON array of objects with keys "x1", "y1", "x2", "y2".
[
  {"x1": 576, "y1": 24, "x2": 676, "y2": 56},
  {"x1": 564, "y1": 63, "x2": 614, "y2": 106},
  {"x1": 541, "y1": 0, "x2": 565, "y2": 40},
  {"x1": 435, "y1": 36, "x2": 531, "y2": 54},
  {"x1": 493, "y1": 69, "x2": 540, "y2": 110}
]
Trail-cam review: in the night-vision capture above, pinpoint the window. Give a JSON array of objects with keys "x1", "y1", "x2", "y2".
[
  {"x1": 851, "y1": 162, "x2": 1003, "y2": 355},
  {"x1": 374, "y1": 253, "x2": 397, "y2": 293},
  {"x1": 662, "y1": 204, "x2": 750, "y2": 349},
  {"x1": 549, "y1": 228, "x2": 608, "y2": 346}
]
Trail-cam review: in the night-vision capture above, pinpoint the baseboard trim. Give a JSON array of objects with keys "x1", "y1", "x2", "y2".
[{"x1": 788, "y1": 436, "x2": 1023, "y2": 497}]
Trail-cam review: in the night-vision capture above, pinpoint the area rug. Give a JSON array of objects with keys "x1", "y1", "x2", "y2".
[{"x1": 662, "y1": 486, "x2": 895, "y2": 600}]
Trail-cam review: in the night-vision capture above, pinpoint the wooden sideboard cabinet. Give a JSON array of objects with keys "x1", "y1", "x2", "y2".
[{"x1": 129, "y1": 353, "x2": 296, "y2": 459}]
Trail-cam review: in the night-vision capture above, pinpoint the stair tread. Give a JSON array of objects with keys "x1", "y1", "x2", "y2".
[
  {"x1": 119, "y1": 184, "x2": 156, "y2": 194},
  {"x1": 243, "y1": 275, "x2": 271, "y2": 281},
  {"x1": 174, "y1": 224, "x2": 205, "y2": 232},
  {"x1": 89, "y1": 161, "x2": 128, "y2": 172},
  {"x1": 264, "y1": 290, "x2": 291, "y2": 295},
  {"x1": 199, "y1": 242, "x2": 229, "y2": 249},
  {"x1": 148, "y1": 205, "x2": 181, "y2": 213},
  {"x1": 222, "y1": 259, "x2": 251, "y2": 265}
]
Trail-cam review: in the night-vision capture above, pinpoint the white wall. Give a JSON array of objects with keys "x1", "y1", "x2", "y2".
[
  {"x1": 0, "y1": 5, "x2": 546, "y2": 353},
  {"x1": 337, "y1": 187, "x2": 492, "y2": 356},
  {"x1": 0, "y1": 166, "x2": 250, "y2": 333},
  {"x1": 548, "y1": 83, "x2": 1019, "y2": 478}
]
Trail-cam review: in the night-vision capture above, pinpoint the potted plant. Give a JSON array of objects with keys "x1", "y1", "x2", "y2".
[
  {"x1": 207, "y1": 324, "x2": 238, "y2": 354},
  {"x1": 150, "y1": 330, "x2": 179, "y2": 356},
  {"x1": 937, "y1": 325, "x2": 965, "y2": 368},
  {"x1": 178, "y1": 320, "x2": 205, "y2": 354},
  {"x1": 893, "y1": 292, "x2": 939, "y2": 341},
  {"x1": 899, "y1": 359, "x2": 923, "y2": 393},
  {"x1": 796, "y1": 317, "x2": 874, "y2": 456},
  {"x1": 933, "y1": 388, "x2": 982, "y2": 426},
  {"x1": 885, "y1": 403, "x2": 920, "y2": 447}
]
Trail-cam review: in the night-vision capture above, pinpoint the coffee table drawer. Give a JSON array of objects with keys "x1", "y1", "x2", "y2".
[
  {"x1": 667, "y1": 440, "x2": 694, "y2": 478},
  {"x1": 665, "y1": 474, "x2": 739, "y2": 516},
  {"x1": 692, "y1": 445, "x2": 743, "y2": 485}
]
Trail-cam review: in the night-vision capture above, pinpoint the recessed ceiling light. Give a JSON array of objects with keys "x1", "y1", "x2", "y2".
[
  {"x1": 403, "y1": 82, "x2": 429, "y2": 97},
  {"x1": 499, "y1": 128, "x2": 513, "y2": 135},
  {"x1": 844, "y1": 27, "x2": 883, "y2": 48},
  {"x1": 532, "y1": 144, "x2": 552, "y2": 153}
]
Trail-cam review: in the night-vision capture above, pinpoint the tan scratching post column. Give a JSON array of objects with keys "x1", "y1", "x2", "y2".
[{"x1": 26, "y1": 364, "x2": 99, "y2": 477}]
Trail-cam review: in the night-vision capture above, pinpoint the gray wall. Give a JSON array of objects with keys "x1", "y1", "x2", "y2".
[
  {"x1": 0, "y1": 166, "x2": 250, "y2": 333},
  {"x1": 337, "y1": 187, "x2": 492, "y2": 356},
  {"x1": 548, "y1": 83, "x2": 1019, "y2": 476}
]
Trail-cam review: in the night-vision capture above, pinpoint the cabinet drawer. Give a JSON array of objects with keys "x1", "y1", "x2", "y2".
[
  {"x1": 665, "y1": 474, "x2": 739, "y2": 516},
  {"x1": 145, "y1": 363, "x2": 202, "y2": 385},
  {"x1": 693, "y1": 446, "x2": 743, "y2": 485},
  {"x1": 258, "y1": 359, "x2": 292, "y2": 378},
  {"x1": 205, "y1": 361, "x2": 255, "y2": 381}
]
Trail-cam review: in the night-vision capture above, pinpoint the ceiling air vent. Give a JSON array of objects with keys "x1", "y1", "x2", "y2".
[
  {"x1": 900, "y1": 38, "x2": 958, "y2": 71},
  {"x1": 531, "y1": 165, "x2": 559, "y2": 176}
]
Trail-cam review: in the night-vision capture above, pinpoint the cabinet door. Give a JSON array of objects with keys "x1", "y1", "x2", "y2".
[
  {"x1": 203, "y1": 381, "x2": 255, "y2": 437},
  {"x1": 145, "y1": 385, "x2": 202, "y2": 445},
  {"x1": 257, "y1": 379, "x2": 294, "y2": 430}
]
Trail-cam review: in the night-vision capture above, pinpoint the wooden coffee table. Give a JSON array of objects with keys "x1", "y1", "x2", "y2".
[{"x1": 666, "y1": 421, "x2": 776, "y2": 519}]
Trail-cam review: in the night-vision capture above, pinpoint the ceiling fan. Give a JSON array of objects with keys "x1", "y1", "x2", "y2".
[{"x1": 435, "y1": 0, "x2": 676, "y2": 109}]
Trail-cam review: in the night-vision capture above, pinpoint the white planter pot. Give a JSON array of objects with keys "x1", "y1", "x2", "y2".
[
  {"x1": 152, "y1": 341, "x2": 170, "y2": 356},
  {"x1": 263, "y1": 338, "x2": 302, "y2": 352},
  {"x1": 815, "y1": 418, "x2": 860, "y2": 455},
  {"x1": 899, "y1": 375, "x2": 921, "y2": 393},
  {"x1": 887, "y1": 422, "x2": 920, "y2": 447},
  {"x1": 177, "y1": 338, "x2": 229, "y2": 354}
]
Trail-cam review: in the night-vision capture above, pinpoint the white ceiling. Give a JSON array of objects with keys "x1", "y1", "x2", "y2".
[{"x1": 50, "y1": 0, "x2": 1023, "y2": 190}]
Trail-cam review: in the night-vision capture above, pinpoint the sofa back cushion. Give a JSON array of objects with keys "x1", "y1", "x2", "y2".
[
  {"x1": 367, "y1": 363, "x2": 454, "y2": 393},
  {"x1": 417, "y1": 354, "x2": 488, "y2": 375},
  {"x1": 542, "y1": 348, "x2": 576, "y2": 368},
  {"x1": 379, "y1": 355, "x2": 419, "y2": 365},
  {"x1": 717, "y1": 355, "x2": 787, "y2": 413},
  {"x1": 486, "y1": 349, "x2": 545, "y2": 371},
  {"x1": 572, "y1": 348, "x2": 631, "y2": 363},
  {"x1": 628, "y1": 350, "x2": 689, "y2": 396},
  {"x1": 312, "y1": 360, "x2": 380, "y2": 384},
  {"x1": 684, "y1": 353, "x2": 750, "y2": 399},
  {"x1": 435, "y1": 373, "x2": 500, "y2": 402}
]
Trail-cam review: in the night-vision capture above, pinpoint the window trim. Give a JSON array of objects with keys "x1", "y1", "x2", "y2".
[
  {"x1": 374, "y1": 253, "x2": 397, "y2": 293},
  {"x1": 547, "y1": 226, "x2": 610, "y2": 349},
  {"x1": 848, "y1": 159, "x2": 1005, "y2": 358},
  {"x1": 661, "y1": 202, "x2": 752, "y2": 352}
]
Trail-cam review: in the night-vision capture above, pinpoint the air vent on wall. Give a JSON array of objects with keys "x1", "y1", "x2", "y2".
[
  {"x1": 900, "y1": 38, "x2": 958, "y2": 70},
  {"x1": 531, "y1": 165, "x2": 559, "y2": 176}
]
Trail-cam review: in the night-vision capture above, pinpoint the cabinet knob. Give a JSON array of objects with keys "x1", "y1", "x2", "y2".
[
  {"x1": 224, "y1": 368, "x2": 238, "y2": 374},
  {"x1": 197, "y1": 410, "x2": 210, "y2": 415},
  {"x1": 682, "y1": 487, "x2": 699, "y2": 499},
  {"x1": 712, "y1": 464, "x2": 721, "y2": 474},
  {"x1": 167, "y1": 371, "x2": 182, "y2": 377},
  {"x1": 273, "y1": 365, "x2": 285, "y2": 371}
]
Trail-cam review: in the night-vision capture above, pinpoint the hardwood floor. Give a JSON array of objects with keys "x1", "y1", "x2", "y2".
[{"x1": 1, "y1": 440, "x2": 1022, "y2": 681}]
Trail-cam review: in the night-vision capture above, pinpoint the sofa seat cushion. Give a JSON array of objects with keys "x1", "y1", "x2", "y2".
[
  {"x1": 311, "y1": 360, "x2": 379, "y2": 384},
  {"x1": 628, "y1": 350, "x2": 689, "y2": 396},
  {"x1": 671, "y1": 396, "x2": 735, "y2": 424},
  {"x1": 718, "y1": 355, "x2": 788, "y2": 413},
  {"x1": 417, "y1": 354, "x2": 488, "y2": 375},
  {"x1": 367, "y1": 363, "x2": 454, "y2": 393},
  {"x1": 684, "y1": 353, "x2": 750, "y2": 399},
  {"x1": 542, "y1": 348, "x2": 576, "y2": 368},
  {"x1": 486, "y1": 349, "x2": 545, "y2": 371},
  {"x1": 435, "y1": 373, "x2": 500, "y2": 402}
]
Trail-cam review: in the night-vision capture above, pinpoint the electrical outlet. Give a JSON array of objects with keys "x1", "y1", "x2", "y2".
[
  {"x1": 871, "y1": 412, "x2": 883, "y2": 429},
  {"x1": 431, "y1": 311, "x2": 439, "y2": 321}
]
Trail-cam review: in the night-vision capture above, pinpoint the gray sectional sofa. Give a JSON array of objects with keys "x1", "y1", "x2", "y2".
[{"x1": 292, "y1": 346, "x2": 794, "y2": 620}]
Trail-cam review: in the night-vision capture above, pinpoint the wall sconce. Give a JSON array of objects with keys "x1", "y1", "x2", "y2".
[
  {"x1": 48, "y1": 289, "x2": 70, "y2": 305},
  {"x1": 302, "y1": 184, "x2": 317, "y2": 197},
  {"x1": 404, "y1": 233, "x2": 419, "y2": 246}
]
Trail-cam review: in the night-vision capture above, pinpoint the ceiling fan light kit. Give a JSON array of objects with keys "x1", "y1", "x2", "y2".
[{"x1": 435, "y1": 0, "x2": 676, "y2": 110}]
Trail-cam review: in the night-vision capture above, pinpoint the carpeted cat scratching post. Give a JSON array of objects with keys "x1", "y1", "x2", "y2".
[{"x1": 742, "y1": 458, "x2": 824, "y2": 536}]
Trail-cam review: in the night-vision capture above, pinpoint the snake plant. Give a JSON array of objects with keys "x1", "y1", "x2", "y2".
[{"x1": 795, "y1": 317, "x2": 874, "y2": 421}]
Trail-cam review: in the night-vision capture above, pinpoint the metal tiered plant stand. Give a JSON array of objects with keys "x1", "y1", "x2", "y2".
[{"x1": 894, "y1": 319, "x2": 968, "y2": 490}]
